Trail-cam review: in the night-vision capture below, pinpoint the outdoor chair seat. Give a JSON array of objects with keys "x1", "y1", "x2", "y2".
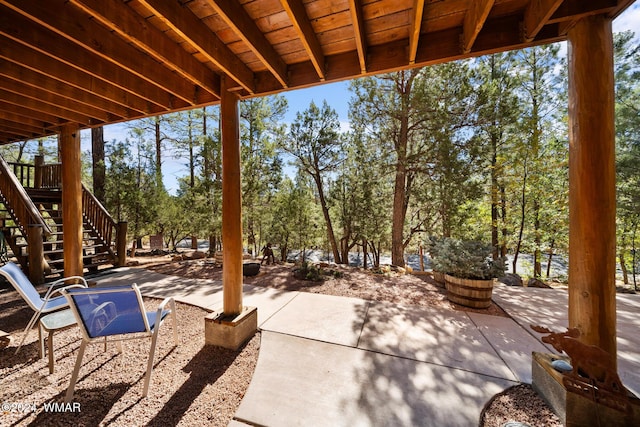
[
  {"x1": 0, "y1": 262, "x2": 87, "y2": 354},
  {"x1": 62, "y1": 284, "x2": 178, "y2": 402}
]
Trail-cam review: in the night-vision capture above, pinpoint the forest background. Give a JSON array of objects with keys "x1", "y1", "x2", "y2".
[{"x1": 1, "y1": 29, "x2": 639, "y2": 287}]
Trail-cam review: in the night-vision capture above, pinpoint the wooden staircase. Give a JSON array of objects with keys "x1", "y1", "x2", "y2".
[{"x1": 0, "y1": 155, "x2": 125, "y2": 281}]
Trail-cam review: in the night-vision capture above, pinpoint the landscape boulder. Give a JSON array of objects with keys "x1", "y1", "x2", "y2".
[
  {"x1": 527, "y1": 277, "x2": 551, "y2": 288},
  {"x1": 499, "y1": 273, "x2": 523, "y2": 287}
]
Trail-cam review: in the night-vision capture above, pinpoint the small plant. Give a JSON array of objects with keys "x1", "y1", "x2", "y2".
[
  {"x1": 293, "y1": 261, "x2": 323, "y2": 281},
  {"x1": 428, "y1": 237, "x2": 505, "y2": 280}
]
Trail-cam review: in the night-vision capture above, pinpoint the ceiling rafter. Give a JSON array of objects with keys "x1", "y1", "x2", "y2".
[
  {"x1": 0, "y1": 118, "x2": 45, "y2": 136},
  {"x1": 0, "y1": 101, "x2": 63, "y2": 127},
  {"x1": 0, "y1": 89, "x2": 98, "y2": 126},
  {"x1": 280, "y1": 0, "x2": 326, "y2": 81},
  {"x1": 138, "y1": 0, "x2": 256, "y2": 94},
  {"x1": 409, "y1": 0, "x2": 425, "y2": 65},
  {"x1": 523, "y1": 0, "x2": 563, "y2": 42},
  {"x1": 0, "y1": 78, "x2": 112, "y2": 123},
  {"x1": 0, "y1": 8, "x2": 177, "y2": 110},
  {"x1": 0, "y1": 37, "x2": 153, "y2": 115},
  {"x1": 0, "y1": 0, "x2": 198, "y2": 106},
  {"x1": 206, "y1": 0, "x2": 288, "y2": 88},
  {"x1": 70, "y1": 0, "x2": 220, "y2": 99},
  {"x1": 348, "y1": 0, "x2": 367, "y2": 74},
  {"x1": 461, "y1": 0, "x2": 494, "y2": 54},
  {"x1": 0, "y1": 62, "x2": 132, "y2": 119},
  {"x1": 0, "y1": 112, "x2": 51, "y2": 131}
]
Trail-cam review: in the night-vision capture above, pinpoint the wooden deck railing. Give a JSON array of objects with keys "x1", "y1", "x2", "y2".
[
  {"x1": 7, "y1": 162, "x2": 35, "y2": 188},
  {"x1": 82, "y1": 183, "x2": 116, "y2": 249},
  {"x1": 40, "y1": 163, "x2": 62, "y2": 188},
  {"x1": 0, "y1": 156, "x2": 52, "y2": 236}
]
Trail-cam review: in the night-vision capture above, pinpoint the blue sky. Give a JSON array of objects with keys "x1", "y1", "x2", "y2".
[{"x1": 90, "y1": 5, "x2": 640, "y2": 193}]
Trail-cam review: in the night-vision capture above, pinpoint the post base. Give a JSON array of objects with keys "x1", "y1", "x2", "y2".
[
  {"x1": 205, "y1": 306, "x2": 257, "y2": 350},
  {"x1": 532, "y1": 352, "x2": 640, "y2": 427}
]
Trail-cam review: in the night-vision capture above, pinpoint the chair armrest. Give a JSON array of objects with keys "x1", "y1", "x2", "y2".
[
  {"x1": 155, "y1": 297, "x2": 175, "y2": 324},
  {"x1": 43, "y1": 276, "x2": 88, "y2": 301}
]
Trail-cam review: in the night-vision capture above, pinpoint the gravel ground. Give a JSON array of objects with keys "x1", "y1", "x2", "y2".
[
  {"x1": 0, "y1": 287, "x2": 259, "y2": 427},
  {"x1": 2, "y1": 257, "x2": 561, "y2": 426}
]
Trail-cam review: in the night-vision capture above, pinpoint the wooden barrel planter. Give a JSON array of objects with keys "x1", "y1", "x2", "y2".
[
  {"x1": 432, "y1": 271, "x2": 445, "y2": 285},
  {"x1": 444, "y1": 274, "x2": 494, "y2": 309}
]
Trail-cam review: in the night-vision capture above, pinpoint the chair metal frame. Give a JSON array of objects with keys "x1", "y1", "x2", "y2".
[
  {"x1": 62, "y1": 284, "x2": 178, "y2": 402},
  {"x1": 0, "y1": 262, "x2": 87, "y2": 354}
]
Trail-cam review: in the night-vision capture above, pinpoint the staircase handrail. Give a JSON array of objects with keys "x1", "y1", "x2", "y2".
[
  {"x1": 81, "y1": 183, "x2": 116, "y2": 249},
  {"x1": 0, "y1": 156, "x2": 52, "y2": 236}
]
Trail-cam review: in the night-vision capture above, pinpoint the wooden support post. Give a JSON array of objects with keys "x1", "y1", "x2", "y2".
[
  {"x1": 27, "y1": 224, "x2": 44, "y2": 285},
  {"x1": 221, "y1": 76, "x2": 243, "y2": 316},
  {"x1": 59, "y1": 124, "x2": 83, "y2": 278},
  {"x1": 567, "y1": 16, "x2": 617, "y2": 364},
  {"x1": 34, "y1": 155, "x2": 44, "y2": 189},
  {"x1": 116, "y1": 221, "x2": 128, "y2": 267}
]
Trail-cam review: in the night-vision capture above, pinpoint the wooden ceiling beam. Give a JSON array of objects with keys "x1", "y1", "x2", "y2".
[
  {"x1": 139, "y1": 0, "x2": 256, "y2": 94},
  {"x1": 0, "y1": 89, "x2": 99, "y2": 126},
  {"x1": 0, "y1": 112, "x2": 53, "y2": 130},
  {"x1": 523, "y1": 0, "x2": 563, "y2": 42},
  {"x1": 549, "y1": 0, "x2": 618, "y2": 23},
  {"x1": 0, "y1": 101, "x2": 63, "y2": 126},
  {"x1": 0, "y1": 62, "x2": 133, "y2": 119},
  {"x1": 0, "y1": 9, "x2": 177, "y2": 111},
  {"x1": 348, "y1": 0, "x2": 367, "y2": 74},
  {"x1": 461, "y1": 0, "x2": 494, "y2": 54},
  {"x1": 0, "y1": 37, "x2": 154, "y2": 115},
  {"x1": 0, "y1": 118, "x2": 46, "y2": 135},
  {"x1": 0, "y1": 78, "x2": 113, "y2": 123},
  {"x1": 206, "y1": 0, "x2": 288, "y2": 88},
  {"x1": 281, "y1": 0, "x2": 326, "y2": 81},
  {"x1": 0, "y1": 127, "x2": 42, "y2": 140},
  {"x1": 70, "y1": 0, "x2": 220, "y2": 99},
  {"x1": 409, "y1": 0, "x2": 425, "y2": 65},
  {"x1": 1, "y1": 0, "x2": 198, "y2": 106}
]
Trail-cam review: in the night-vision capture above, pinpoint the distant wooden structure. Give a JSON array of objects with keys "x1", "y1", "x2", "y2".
[{"x1": 0, "y1": 2, "x2": 635, "y2": 415}]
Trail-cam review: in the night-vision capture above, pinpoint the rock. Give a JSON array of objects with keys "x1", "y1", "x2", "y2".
[
  {"x1": 527, "y1": 278, "x2": 551, "y2": 288},
  {"x1": 551, "y1": 359, "x2": 573, "y2": 373},
  {"x1": 190, "y1": 251, "x2": 206, "y2": 259},
  {"x1": 127, "y1": 260, "x2": 140, "y2": 266},
  {"x1": 499, "y1": 273, "x2": 523, "y2": 287},
  {"x1": 172, "y1": 255, "x2": 183, "y2": 262}
]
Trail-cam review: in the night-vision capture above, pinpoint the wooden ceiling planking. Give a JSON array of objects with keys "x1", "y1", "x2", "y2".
[
  {"x1": 1, "y1": 0, "x2": 199, "y2": 106},
  {"x1": 0, "y1": 0, "x2": 637, "y2": 144},
  {"x1": 0, "y1": 37, "x2": 152, "y2": 115},
  {"x1": 0, "y1": 63, "x2": 134, "y2": 119},
  {"x1": 70, "y1": 0, "x2": 221, "y2": 98}
]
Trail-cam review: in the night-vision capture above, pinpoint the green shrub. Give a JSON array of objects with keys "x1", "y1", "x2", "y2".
[{"x1": 427, "y1": 237, "x2": 505, "y2": 280}]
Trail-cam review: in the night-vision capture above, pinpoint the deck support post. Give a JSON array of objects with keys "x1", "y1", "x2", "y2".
[
  {"x1": 116, "y1": 221, "x2": 128, "y2": 267},
  {"x1": 567, "y1": 16, "x2": 617, "y2": 364},
  {"x1": 27, "y1": 224, "x2": 44, "y2": 284},
  {"x1": 221, "y1": 76, "x2": 243, "y2": 316},
  {"x1": 59, "y1": 124, "x2": 83, "y2": 278}
]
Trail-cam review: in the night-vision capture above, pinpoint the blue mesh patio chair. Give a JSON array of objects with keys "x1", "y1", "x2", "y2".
[
  {"x1": 0, "y1": 262, "x2": 87, "y2": 354},
  {"x1": 62, "y1": 284, "x2": 178, "y2": 402}
]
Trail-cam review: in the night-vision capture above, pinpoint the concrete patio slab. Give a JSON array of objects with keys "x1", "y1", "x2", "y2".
[
  {"x1": 234, "y1": 331, "x2": 516, "y2": 427},
  {"x1": 467, "y1": 312, "x2": 549, "y2": 383},
  {"x1": 260, "y1": 292, "x2": 369, "y2": 347},
  {"x1": 358, "y1": 302, "x2": 517, "y2": 381}
]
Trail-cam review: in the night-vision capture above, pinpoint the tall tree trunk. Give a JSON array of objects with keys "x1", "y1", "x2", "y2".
[
  {"x1": 534, "y1": 200, "x2": 542, "y2": 277},
  {"x1": 91, "y1": 126, "x2": 106, "y2": 204},
  {"x1": 619, "y1": 249, "x2": 628, "y2": 285},
  {"x1": 546, "y1": 238, "x2": 555, "y2": 278},
  {"x1": 491, "y1": 133, "x2": 500, "y2": 260},
  {"x1": 512, "y1": 160, "x2": 528, "y2": 274},
  {"x1": 154, "y1": 117, "x2": 163, "y2": 188},
  {"x1": 313, "y1": 172, "x2": 341, "y2": 264},
  {"x1": 500, "y1": 184, "x2": 508, "y2": 258}
]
